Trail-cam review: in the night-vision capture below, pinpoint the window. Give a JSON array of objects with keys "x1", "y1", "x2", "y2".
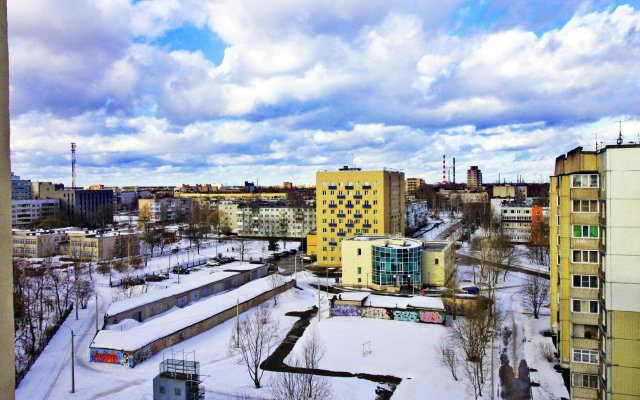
[
  {"x1": 572, "y1": 200, "x2": 598, "y2": 213},
  {"x1": 572, "y1": 225, "x2": 598, "y2": 238},
  {"x1": 572, "y1": 250, "x2": 598, "y2": 263},
  {"x1": 159, "y1": 386, "x2": 165, "y2": 394},
  {"x1": 573, "y1": 373, "x2": 598, "y2": 388},
  {"x1": 572, "y1": 299, "x2": 598, "y2": 313},
  {"x1": 175, "y1": 388, "x2": 182, "y2": 396},
  {"x1": 357, "y1": 248, "x2": 361, "y2": 256},
  {"x1": 572, "y1": 275, "x2": 598, "y2": 288},
  {"x1": 435, "y1": 259, "x2": 439, "y2": 265},
  {"x1": 572, "y1": 349, "x2": 598, "y2": 364},
  {"x1": 357, "y1": 267, "x2": 362, "y2": 274},
  {"x1": 571, "y1": 174, "x2": 599, "y2": 188}
]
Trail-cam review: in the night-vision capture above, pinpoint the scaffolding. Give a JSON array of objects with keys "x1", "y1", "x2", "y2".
[{"x1": 157, "y1": 350, "x2": 207, "y2": 400}]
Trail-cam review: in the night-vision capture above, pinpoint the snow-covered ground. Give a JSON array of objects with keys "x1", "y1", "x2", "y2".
[{"x1": 16, "y1": 231, "x2": 568, "y2": 400}]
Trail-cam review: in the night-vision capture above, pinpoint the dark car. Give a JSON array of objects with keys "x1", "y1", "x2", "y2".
[
  {"x1": 278, "y1": 251, "x2": 289, "y2": 258},
  {"x1": 288, "y1": 249, "x2": 297, "y2": 255},
  {"x1": 171, "y1": 266, "x2": 190, "y2": 274},
  {"x1": 145, "y1": 273, "x2": 168, "y2": 282}
]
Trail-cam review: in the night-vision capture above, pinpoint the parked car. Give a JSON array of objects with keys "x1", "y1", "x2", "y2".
[
  {"x1": 288, "y1": 249, "x2": 297, "y2": 255},
  {"x1": 278, "y1": 251, "x2": 289, "y2": 258},
  {"x1": 145, "y1": 273, "x2": 168, "y2": 282},
  {"x1": 206, "y1": 259, "x2": 220, "y2": 267},
  {"x1": 302, "y1": 254, "x2": 316, "y2": 262},
  {"x1": 171, "y1": 266, "x2": 190, "y2": 274}
]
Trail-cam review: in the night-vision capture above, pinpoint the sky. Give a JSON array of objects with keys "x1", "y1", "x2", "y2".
[{"x1": 8, "y1": 0, "x2": 640, "y2": 187}]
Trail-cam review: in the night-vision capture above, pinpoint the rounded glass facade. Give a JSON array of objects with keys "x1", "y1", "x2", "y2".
[{"x1": 371, "y1": 244, "x2": 421, "y2": 286}]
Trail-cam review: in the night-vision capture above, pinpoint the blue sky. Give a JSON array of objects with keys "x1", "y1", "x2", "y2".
[{"x1": 8, "y1": 0, "x2": 640, "y2": 186}]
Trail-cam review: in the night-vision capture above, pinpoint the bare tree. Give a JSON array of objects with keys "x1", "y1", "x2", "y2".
[
  {"x1": 520, "y1": 273, "x2": 550, "y2": 319},
  {"x1": 526, "y1": 244, "x2": 550, "y2": 267},
  {"x1": 271, "y1": 329, "x2": 332, "y2": 400},
  {"x1": 235, "y1": 238, "x2": 254, "y2": 262},
  {"x1": 444, "y1": 266, "x2": 462, "y2": 320},
  {"x1": 462, "y1": 359, "x2": 488, "y2": 400},
  {"x1": 438, "y1": 339, "x2": 459, "y2": 381},
  {"x1": 230, "y1": 305, "x2": 280, "y2": 388},
  {"x1": 269, "y1": 273, "x2": 286, "y2": 306}
]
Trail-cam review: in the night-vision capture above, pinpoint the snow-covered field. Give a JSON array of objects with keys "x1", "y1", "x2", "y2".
[{"x1": 16, "y1": 232, "x2": 568, "y2": 400}]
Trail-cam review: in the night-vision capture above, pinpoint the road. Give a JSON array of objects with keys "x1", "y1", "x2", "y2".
[{"x1": 456, "y1": 253, "x2": 550, "y2": 279}]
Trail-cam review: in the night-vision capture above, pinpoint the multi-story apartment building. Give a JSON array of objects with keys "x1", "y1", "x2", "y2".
[
  {"x1": 11, "y1": 172, "x2": 31, "y2": 200},
  {"x1": 467, "y1": 166, "x2": 483, "y2": 190},
  {"x1": 550, "y1": 145, "x2": 640, "y2": 400},
  {"x1": 405, "y1": 200, "x2": 429, "y2": 231},
  {"x1": 405, "y1": 177, "x2": 425, "y2": 195},
  {"x1": 11, "y1": 199, "x2": 59, "y2": 228},
  {"x1": 316, "y1": 167, "x2": 405, "y2": 268},
  {"x1": 235, "y1": 203, "x2": 315, "y2": 238},
  {"x1": 138, "y1": 198, "x2": 193, "y2": 224}
]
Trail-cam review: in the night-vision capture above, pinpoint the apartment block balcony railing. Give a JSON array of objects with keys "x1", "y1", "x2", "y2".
[
  {"x1": 363, "y1": 204, "x2": 372, "y2": 209},
  {"x1": 329, "y1": 241, "x2": 337, "y2": 246},
  {"x1": 346, "y1": 204, "x2": 354, "y2": 208},
  {"x1": 329, "y1": 204, "x2": 337, "y2": 208},
  {"x1": 345, "y1": 185, "x2": 354, "y2": 190},
  {"x1": 328, "y1": 185, "x2": 337, "y2": 190},
  {"x1": 363, "y1": 223, "x2": 371, "y2": 228},
  {"x1": 354, "y1": 214, "x2": 362, "y2": 218},
  {"x1": 354, "y1": 195, "x2": 362, "y2": 199},
  {"x1": 337, "y1": 195, "x2": 346, "y2": 199},
  {"x1": 346, "y1": 223, "x2": 354, "y2": 228},
  {"x1": 329, "y1": 223, "x2": 337, "y2": 227},
  {"x1": 337, "y1": 232, "x2": 346, "y2": 237},
  {"x1": 363, "y1": 185, "x2": 371, "y2": 190}
]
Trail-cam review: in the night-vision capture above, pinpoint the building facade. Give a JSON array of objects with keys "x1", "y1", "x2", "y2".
[
  {"x1": 67, "y1": 229, "x2": 140, "y2": 261},
  {"x1": 316, "y1": 167, "x2": 405, "y2": 268},
  {"x1": 138, "y1": 197, "x2": 193, "y2": 224},
  {"x1": 550, "y1": 145, "x2": 640, "y2": 400},
  {"x1": 405, "y1": 200, "x2": 429, "y2": 231},
  {"x1": 12, "y1": 229, "x2": 68, "y2": 258},
  {"x1": 467, "y1": 166, "x2": 483, "y2": 190},
  {"x1": 235, "y1": 203, "x2": 315, "y2": 238},
  {"x1": 405, "y1": 177, "x2": 425, "y2": 195},
  {"x1": 340, "y1": 236, "x2": 454, "y2": 290},
  {"x1": 11, "y1": 199, "x2": 59, "y2": 228},
  {"x1": 11, "y1": 173, "x2": 31, "y2": 200}
]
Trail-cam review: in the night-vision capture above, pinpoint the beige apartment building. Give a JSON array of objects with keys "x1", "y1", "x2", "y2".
[
  {"x1": 12, "y1": 229, "x2": 68, "y2": 258},
  {"x1": 550, "y1": 145, "x2": 640, "y2": 400},
  {"x1": 67, "y1": 229, "x2": 140, "y2": 261},
  {"x1": 316, "y1": 167, "x2": 405, "y2": 268}
]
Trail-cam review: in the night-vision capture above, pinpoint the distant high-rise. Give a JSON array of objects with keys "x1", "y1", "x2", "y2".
[
  {"x1": 315, "y1": 167, "x2": 405, "y2": 268},
  {"x1": 467, "y1": 166, "x2": 482, "y2": 190}
]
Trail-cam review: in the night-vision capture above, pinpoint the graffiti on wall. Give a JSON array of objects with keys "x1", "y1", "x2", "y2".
[
  {"x1": 360, "y1": 307, "x2": 390, "y2": 320},
  {"x1": 90, "y1": 349, "x2": 134, "y2": 367},
  {"x1": 330, "y1": 305, "x2": 359, "y2": 317},
  {"x1": 419, "y1": 311, "x2": 445, "y2": 324},
  {"x1": 330, "y1": 303, "x2": 446, "y2": 324}
]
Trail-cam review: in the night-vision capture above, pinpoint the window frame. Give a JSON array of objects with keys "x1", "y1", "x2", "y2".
[{"x1": 572, "y1": 349, "x2": 598, "y2": 364}]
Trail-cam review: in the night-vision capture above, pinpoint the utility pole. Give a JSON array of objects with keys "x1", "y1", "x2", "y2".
[
  {"x1": 326, "y1": 267, "x2": 329, "y2": 297},
  {"x1": 317, "y1": 277, "x2": 321, "y2": 322},
  {"x1": 95, "y1": 293, "x2": 99, "y2": 334},
  {"x1": 70, "y1": 329, "x2": 75, "y2": 393},
  {"x1": 74, "y1": 263, "x2": 79, "y2": 320},
  {"x1": 235, "y1": 298, "x2": 240, "y2": 347}
]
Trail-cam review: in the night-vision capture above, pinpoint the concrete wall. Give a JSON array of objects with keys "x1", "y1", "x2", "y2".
[{"x1": 0, "y1": 1, "x2": 16, "y2": 395}]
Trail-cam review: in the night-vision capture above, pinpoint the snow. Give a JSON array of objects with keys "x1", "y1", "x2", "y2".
[
  {"x1": 363, "y1": 294, "x2": 445, "y2": 310},
  {"x1": 105, "y1": 268, "x2": 240, "y2": 316},
  {"x1": 92, "y1": 275, "x2": 292, "y2": 351},
  {"x1": 335, "y1": 292, "x2": 370, "y2": 302},
  {"x1": 291, "y1": 317, "x2": 468, "y2": 399}
]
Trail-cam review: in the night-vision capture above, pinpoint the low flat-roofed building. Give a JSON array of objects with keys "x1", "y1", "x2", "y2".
[
  {"x1": 12, "y1": 228, "x2": 68, "y2": 258},
  {"x1": 67, "y1": 229, "x2": 140, "y2": 261}
]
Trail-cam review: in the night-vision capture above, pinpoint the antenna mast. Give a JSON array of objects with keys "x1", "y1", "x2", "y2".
[
  {"x1": 442, "y1": 155, "x2": 446, "y2": 185},
  {"x1": 71, "y1": 142, "x2": 77, "y2": 189},
  {"x1": 616, "y1": 121, "x2": 623, "y2": 145}
]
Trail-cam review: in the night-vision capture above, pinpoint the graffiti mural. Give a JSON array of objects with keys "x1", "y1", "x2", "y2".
[
  {"x1": 419, "y1": 311, "x2": 445, "y2": 324},
  {"x1": 359, "y1": 307, "x2": 390, "y2": 320},
  {"x1": 392, "y1": 310, "x2": 419, "y2": 322},
  {"x1": 330, "y1": 305, "x2": 359, "y2": 317},
  {"x1": 90, "y1": 349, "x2": 133, "y2": 367}
]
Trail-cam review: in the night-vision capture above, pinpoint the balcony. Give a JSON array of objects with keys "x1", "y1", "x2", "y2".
[
  {"x1": 345, "y1": 185, "x2": 354, "y2": 190},
  {"x1": 337, "y1": 195, "x2": 346, "y2": 199},
  {"x1": 329, "y1": 204, "x2": 337, "y2": 208},
  {"x1": 329, "y1": 241, "x2": 337, "y2": 246},
  {"x1": 354, "y1": 195, "x2": 362, "y2": 199},
  {"x1": 328, "y1": 223, "x2": 337, "y2": 227},
  {"x1": 363, "y1": 223, "x2": 371, "y2": 228},
  {"x1": 571, "y1": 213, "x2": 599, "y2": 225},
  {"x1": 346, "y1": 204, "x2": 354, "y2": 208},
  {"x1": 363, "y1": 185, "x2": 371, "y2": 189},
  {"x1": 346, "y1": 223, "x2": 354, "y2": 228},
  {"x1": 337, "y1": 232, "x2": 345, "y2": 237},
  {"x1": 354, "y1": 214, "x2": 362, "y2": 218},
  {"x1": 337, "y1": 213, "x2": 345, "y2": 218},
  {"x1": 328, "y1": 185, "x2": 337, "y2": 190},
  {"x1": 363, "y1": 204, "x2": 371, "y2": 209}
]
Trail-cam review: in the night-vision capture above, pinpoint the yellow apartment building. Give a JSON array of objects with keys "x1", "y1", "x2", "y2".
[
  {"x1": 550, "y1": 145, "x2": 640, "y2": 400},
  {"x1": 316, "y1": 167, "x2": 405, "y2": 268}
]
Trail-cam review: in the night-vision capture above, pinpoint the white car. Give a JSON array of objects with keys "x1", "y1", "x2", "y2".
[{"x1": 206, "y1": 259, "x2": 220, "y2": 267}]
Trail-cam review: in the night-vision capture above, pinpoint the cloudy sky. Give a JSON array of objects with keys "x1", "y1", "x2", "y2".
[{"x1": 8, "y1": 0, "x2": 640, "y2": 187}]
